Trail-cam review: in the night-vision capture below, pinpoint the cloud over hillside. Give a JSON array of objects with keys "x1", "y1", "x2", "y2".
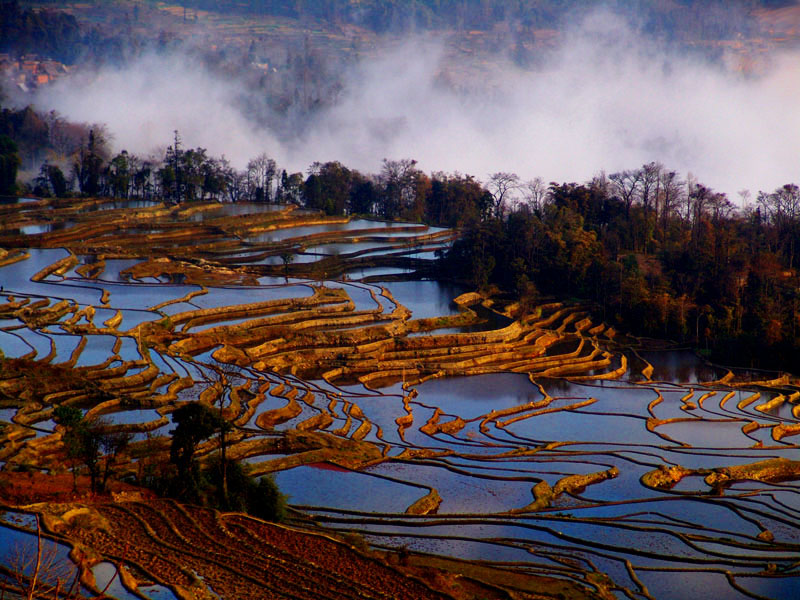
[{"x1": 36, "y1": 9, "x2": 800, "y2": 199}]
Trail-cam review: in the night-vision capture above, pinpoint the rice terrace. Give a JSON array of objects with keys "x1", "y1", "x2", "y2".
[
  {"x1": 4, "y1": 0, "x2": 800, "y2": 598},
  {"x1": 0, "y1": 196, "x2": 798, "y2": 599}
]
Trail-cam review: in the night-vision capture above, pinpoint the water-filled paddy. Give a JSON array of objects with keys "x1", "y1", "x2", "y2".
[
  {"x1": 273, "y1": 463, "x2": 428, "y2": 513},
  {"x1": 0, "y1": 518, "x2": 77, "y2": 591},
  {"x1": 186, "y1": 284, "x2": 313, "y2": 309},
  {"x1": 0, "y1": 330, "x2": 35, "y2": 357},
  {"x1": 379, "y1": 280, "x2": 467, "y2": 319},
  {"x1": 1, "y1": 200, "x2": 799, "y2": 599},
  {"x1": 184, "y1": 202, "x2": 287, "y2": 221},
  {"x1": 245, "y1": 218, "x2": 437, "y2": 243}
]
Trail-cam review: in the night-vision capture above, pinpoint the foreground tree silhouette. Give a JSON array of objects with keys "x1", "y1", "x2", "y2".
[
  {"x1": 169, "y1": 402, "x2": 220, "y2": 502},
  {"x1": 166, "y1": 401, "x2": 287, "y2": 520}
]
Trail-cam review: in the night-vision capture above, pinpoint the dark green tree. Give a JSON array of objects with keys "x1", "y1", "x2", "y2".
[
  {"x1": 169, "y1": 402, "x2": 221, "y2": 501},
  {"x1": 303, "y1": 161, "x2": 351, "y2": 215},
  {"x1": 248, "y1": 474, "x2": 287, "y2": 522},
  {"x1": 0, "y1": 135, "x2": 20, "y2": 195},
  {"x1": 205, "y1": 457, "x2": 287, "y2": 521},
  {"x1": 107, "y1": 150, "x2": 131, "y2": 199},
  {"x1": 53, "y1": 406, "x2": 128, "y2": 494},
  {"x1": 73, "y1": 129, "x2": 106, "y2": 197},
  {"x1": 348, "y1": 171, "x2": 378, "y2": 215},
  {"x1": 47, "y1": 164, "x2": 68, "y2": 197}
]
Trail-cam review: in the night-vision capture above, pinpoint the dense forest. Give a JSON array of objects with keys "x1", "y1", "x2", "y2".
[
  {"x1": 94, "y1": 0, "x2": 797, "y2": 37},
  {"x1": 0, "y1": 1, "x2": 139, "y2": 65},
  {"x1": 2, "y1": 101, "x2": 800, "y2": 372},
  {"x1": 441, "y1": 174, "x2": 800, "y2": 373},
  {"x1": 8, "y1": 0, "x2": 797, "y2": 60}
]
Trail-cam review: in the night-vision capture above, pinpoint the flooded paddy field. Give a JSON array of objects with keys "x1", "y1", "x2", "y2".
[{"x1": 1, "y1": 198, "x2": 799, "y2": 599}]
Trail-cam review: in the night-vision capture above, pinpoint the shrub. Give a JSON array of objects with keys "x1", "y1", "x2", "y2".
[
  {"x1": 204, "y1": 457, "x2": 287, "y2": 522},
  {"x1": 248, "y1": 475, "x2": 287, "y2": 523}
]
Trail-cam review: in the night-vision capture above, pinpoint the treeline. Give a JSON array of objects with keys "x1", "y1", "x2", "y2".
[
  {"x1": 0, "y1": 104, "x2": 491, "y2": 224},
  {"x1": 29, "y1": 136, "x2": 490, "y2": 226},
  {"x1": 0, "y1": 105, "x2": 90, "y2": 167},
  {"x1": 4, "y1": 105, "x2": 800, "y2": 369},
  {"x1": 440, "y1": 166, "x2": 800, "y2": 371}
]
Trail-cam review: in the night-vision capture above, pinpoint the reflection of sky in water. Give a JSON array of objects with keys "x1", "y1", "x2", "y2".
[
  {"x1": 272, "y1": 464, "x2": 426, "y2": 513},
  {"x1": 367, "y1": 461, "x2": 534, "y2": 513},
  {"x1": 636, "y1": 569, "x2": 752, "y2": 600},
  {"x1": 102, "y1": 408, "x2": 163, "y2": 425},
  {"x1": 94, "y1": 282, "x2": 188, "y2": 308},
  {"x1": 1, "y1": 248, "x2": 68, "y2": 275},
  {"x1": 115, "y1": 336, "x2": 143, "y2": 361},
  {"x1": 380, "y1": 280, "x2": 467, "y2": 319},
  {"x1": 0, "y1": 521, "x2": 77, "y2": 587},
  {"x1": 185, "y1": 284, "x2": 313, "y2": 310},
  {"x1": 506, "y1": 409, "x2": 654, "y2": 444},
  {"x1": 416, "y1": 374, "x2": 544, "y2": 419},
  {"x1": 92, "y1": 562, "x2": 144, "y2": 600},
  {"x1": 656, "y1": 420, "x2": 753, "y2": 449},
  {"x1": 391, "y1": 249, "x2": 442, "y2": 260},
  {"x1": 116, "y1": 309, "x2": 158, "y2": 330},
  {"x1": 2, "y1": 327, "x2": 50, "y2": 358},
  {"x1": 91, "y1": 199, "x2": 162, "y2": 211},
  {"x1": 351, "y1": 266, "x2": 413, "y2": 279},
  {"x1": 639, "y1": 349, "x2": 723, "y2": 383},
  {"x1": 48, "y1": 333, "x2": 82, "y2": 363},
  {"x1": 184, "y1": 203, "x2": 287, "y2": 222},
  {"x1": 20, "y1": 224, "x2": 51, "y2": 235},
  {"x1": 96, "y1": 258, "x2": 147, "y2": 282},
  {"x1": 326, "y1": 282, "x2": 382, "y2": 312},
  {"x1": 73, "y1": 335, "x2": 119, "y2": 366},
  {"x1": 5, "y1": 197, "x2": 39, "y2": 204},
  {"x1": 306, "y1": 241, "x2": 422, "y2": 255},
  {"x1": 246, "y1": 219, "x2": 431, "y2": 243},
  {"x1": 0, "y1": 330, "x2": 33, "y2": 358},
  {"x1": 360, "y1": 520, "x2": 584, "y2": 560},
  {"x1": 359, "y1": 527, "x2": 536, "y2": 563}
]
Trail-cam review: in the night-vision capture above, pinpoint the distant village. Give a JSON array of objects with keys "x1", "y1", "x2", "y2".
[{"x1": 0, "y1": 53, "x2": 71, "y2": 93}]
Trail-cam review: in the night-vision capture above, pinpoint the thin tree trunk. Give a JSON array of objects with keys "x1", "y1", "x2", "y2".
[{"x1": 27, "y1": 515, "x2": 42, "y2": 600}]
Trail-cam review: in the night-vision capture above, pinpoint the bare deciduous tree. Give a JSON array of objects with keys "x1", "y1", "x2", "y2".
[
  {"x1": 380, "y1": 158, "x2": 420, "y2": 219},
  {"x1": 487, "y1": 172, "x2": 520, "y2": 218},
  {"x1": 658, "y1": 169, "x2": 684, "y2": 241},
  {"x1": 522, "y1": 176, "x2": 547, "y2": 213},
  {"x1": 640, "y1": 161, "x2": 662, "y2": 220},
  {"x1": 758, "y1": 183, "x2": 800, "y2": 268},
  {"x1": 247, "y1": 153, "x2": 277, "y2": 203},
  {"x1": 1, "y1": 516, "x2": 81, "y2": 599},
  {"x1": 609, "y1": 168, "x2": 642, "y2": 217}
]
